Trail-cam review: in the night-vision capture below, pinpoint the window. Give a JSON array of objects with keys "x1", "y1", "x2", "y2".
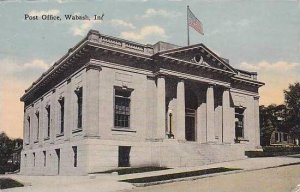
[
  {"x1": 46, "y1": 105, "x2": 51, "y2": 138},
  {"x1": 118, "y1": 146, "x2": 131, "y2": 167},
  {"x1": 33, "y1": 152, "x2": 35, "y2": 167},
  {"x1": 114, "y1": 88, "x2": 131, "y2": 128},
  {"x1": 27, "y1": 116, "x2": 31, "y2": 144},
  {"x1": 35, "y1": 111, "x2": 39, "y2": 141},
  {"x1": 24, "y1": 154, "x2": 27, "y2": 167},
  {"x1": 58, "y1": 97, "x2": 65, "y2": 134},
  {"x1": 235, "y1": 107, "x2": 245, "y2": 139},
  {"x1": 275, "y1": 132, "x2": 279, "y2": 142},
  {"x1": 43, "y1": 151, "x2": 46, "y2": 167},
  {"x1": 283, "y1": 133, "x2": 288, "y2": 141},
  {"x1": 72, "y1": 146, "x2": 77, "y2": 167},
  {"x1": 75, "y1": 87, "x2": 83, "y2": 129}
]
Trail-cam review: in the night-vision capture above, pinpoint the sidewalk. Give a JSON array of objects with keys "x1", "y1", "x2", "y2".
[
  {"x1": 1, "y1": 156, "x2": 300, "y2": 192},
  {"x1": 118, "y1": 156, "x2": 300, "y2": 181}
]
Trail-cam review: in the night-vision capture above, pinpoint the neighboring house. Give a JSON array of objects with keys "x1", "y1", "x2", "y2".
[
  {"x1": 11, "y1": 142, "x2": 22, "y2": 165},
  {"x1": 270, "y1": 131, "x2": 297, "y2": 146},
  {"x1": 20, "y1": 30, "x2": 264, "y2": 175},
  {"x1": 5, "y1": 140, "x2": 23, "y2": 173}
]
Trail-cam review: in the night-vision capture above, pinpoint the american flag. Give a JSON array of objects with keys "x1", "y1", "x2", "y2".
[{"x1": 187, "y1": 7, "x2": 204, "y2": 35}]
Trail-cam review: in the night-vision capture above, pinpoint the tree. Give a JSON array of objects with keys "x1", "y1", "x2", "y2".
[
  {"x1": 284, "y1": 82, "x2": 300, "y2": 140},
  {"x1": 260, "y1": 104, "x2": 287, "y2": 146},
  {"x1": 0, "y1": 132, "x2": 22, "y2": 174}
]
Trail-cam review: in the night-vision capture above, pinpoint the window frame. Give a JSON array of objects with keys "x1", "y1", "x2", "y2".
[
  {"x1": 43, "y1": 151, "x2": 46, "y2": 167},
  {"x1": 283, "y1": 133, "x2": 288, "y2": 142},
  {"x1": 33, "y1": 152, "x2": 36, "y2": 167},
  {"x1": 234, "y1": 107, "x2": 245, "y2": 141},
  {"x1": 58, "y1": 97, "x2": 65, "y2": 135},
  {"x1": 35, "y1": 111, "x2": 39, "y2": 142},
  {"x1": 45, "y1": 104, "x2": 51, "y2": 139},
  {"x1": 75, "y1": 87, "x2": 83, "y2": 129},
  {"x1": 27, "y1": 116, "x2": 31, "y2": 144},
  {"x1": 113, "y1": 87, "x2": 132, "y2": 129},
  {"x1": 72, "y1": 146, "x2": 77, "y2": 167}
]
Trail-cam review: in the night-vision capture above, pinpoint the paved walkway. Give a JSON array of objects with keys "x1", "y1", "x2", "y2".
[
  {"x1": 1, "y1": 156, "x2": 300, "y2": 192},
  {"x1": 127, "y1": 163, "x2": 300, "y2": 192},
  {"x1": 118, "y1": 156, "x2": 300, "y2": 181}
]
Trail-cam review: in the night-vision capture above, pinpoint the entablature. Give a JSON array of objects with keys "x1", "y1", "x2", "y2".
[{"x1": 154, "y1": 69, "x2": 231, "y2": 88}]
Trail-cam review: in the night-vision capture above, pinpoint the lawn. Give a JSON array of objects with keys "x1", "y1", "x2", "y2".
[
  {"x1": 121, "y1": 167, "x2": 240, "y2": 184},
  {"x1": 91, "y1": 166, "x2": 170, "y2": 175},
  {"x1": 0, "y1": 178, "x2": 24, "y2": 189}
]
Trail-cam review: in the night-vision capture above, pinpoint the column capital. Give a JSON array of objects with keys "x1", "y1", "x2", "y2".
[
  {"x1": 156, "y1": 74, "x2": 166, "y2": 79},
  {"x1": 85, "y1": 62, "x2": 102, "y2": 71},
  {"x1": 223, "y1": 86, "x2": 231, "y2": 91},
  {"x1": 207, "y1": 83, "x2": 216, "y2": 88},
  {"x1": 154, "y1": 71, "x2": 169, "y2": 79},
  {"x1": 146, "y1": 75, "x2": 156, "y2": 80},
  {"x1": 177, "y1": 76, "x2": 187, "y2": 82}
]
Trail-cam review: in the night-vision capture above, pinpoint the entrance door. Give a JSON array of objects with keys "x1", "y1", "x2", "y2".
[
  {"x1": 185, "y1": 108, "x2": 196, "y2": 141},
  {"x1": 55, "y1": 149, "x2": 60, "y2": 175},
  {"x1": 118, "y1": 146, "x2": 131, "y2": 167}
]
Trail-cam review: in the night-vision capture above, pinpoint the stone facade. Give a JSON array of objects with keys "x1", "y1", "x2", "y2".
[{"x1": 20, "y1": 30, "x2": 264, "y2": 175}]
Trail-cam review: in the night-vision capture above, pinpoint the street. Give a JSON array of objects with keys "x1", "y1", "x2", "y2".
[{"x1": 127, "y1": 164, "x2": 300, "y2": 192}]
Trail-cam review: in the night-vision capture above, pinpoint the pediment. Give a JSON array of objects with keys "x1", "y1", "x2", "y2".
[{"x1": 157, "y1": 44, "x2": 237, "y2": 74}]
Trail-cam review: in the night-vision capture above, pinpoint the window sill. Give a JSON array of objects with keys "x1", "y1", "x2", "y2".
[
  {"x1": 44, "y1": 137, "x2": 50, "y2": 141},
  {"x1": 34, "y1": 140, "x2": 39, "y2": 143},
  {"x1": 72, "y1": 128, "x2": 83, "y2": 133},
  {"x1": 112, "y1": 128, "x2": 136, "y2": 132},
  {"x1": 235, "y1": 138, "x2": 249, "y2": 143},
  {"x1": 56, "y1": 133, "x2": 64, "y2": 137}
]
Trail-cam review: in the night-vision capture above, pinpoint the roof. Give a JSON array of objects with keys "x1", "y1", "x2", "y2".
[{"x1": 20, "y1": 29, "x2": 264, "y2": 103}]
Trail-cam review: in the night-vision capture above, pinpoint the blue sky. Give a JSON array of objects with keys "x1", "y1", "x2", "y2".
[{"x1": 0, "y1": 0, "x2": 299, "y2": 138}]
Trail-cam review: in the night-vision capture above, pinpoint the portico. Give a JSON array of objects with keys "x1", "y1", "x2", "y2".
[{"x1": 156, "y1": 73, "x2": 235, "y2": 144}]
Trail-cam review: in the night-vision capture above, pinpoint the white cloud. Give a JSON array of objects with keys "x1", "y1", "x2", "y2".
[
  {"x1": 142, "y1": 8, "x2": 180, "y2": 18},
  {"x1": 23, "y1": 59, "x2": 50, "y2": 70},
  {"x1": 28, "y1": 9, "x2": 60, "y2": 17},
  {"x1": 240, "y1": 61, "x2": 299, "y2": 71},
  {"x1": 56, "y1": 0, "x2": 71, "y2": 3},
  {"x1": 0, "y1": 58, "x2": 50, "y2": 77},
  {"x1": 240, "y1": 61, "x2": 300, "y2": 105},
  {"x1": 110, "y1": 19, "x2": 136, "y2": 29},
  {"x1": 70, "y1": 20, "x2": 102, "y2": 37},
  {"x1": 0, "y1": 58, "x2": 51, "y2": 138},
  {"x1": 120, "y1": 25, "x2": 166, "y2": 41}
]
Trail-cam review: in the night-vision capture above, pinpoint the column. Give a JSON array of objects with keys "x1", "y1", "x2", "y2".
[
  {"x1": 206, "y1": 84, "x2": 215, "y2": 142},
  {"x1": 222, "y1": 88, "x2": 232, "y2": 143},
  {"x1": 84, "y1": 62, "x2": 101, "y2": 138},
  {"x1": 176, "y1": 78, "x2": 185, "y2": 141},
  {"x1": 254, "y1": 96, "x2": 261, "y2": 148},
  {"x1": 157, "y1": 75, "x2": 166, "y2": 139},
  {"x1": 146, "y1": 76, "x2": 156, "y2": 139}
]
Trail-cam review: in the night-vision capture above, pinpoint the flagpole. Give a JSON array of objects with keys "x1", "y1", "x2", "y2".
[{"x1": 187, "y1": 5, "x2": 190, "y2": 46}]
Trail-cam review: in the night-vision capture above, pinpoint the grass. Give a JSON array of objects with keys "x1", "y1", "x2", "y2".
[
  {"x1": 91, "y1": 166, "x2": 170, "y2": 175},
  {"x1": 0, "y1": 178, "x2": 24, "y2": 189},
  {"x1": 121, "y1": 167, "x2": 241, "y2": 184}
]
